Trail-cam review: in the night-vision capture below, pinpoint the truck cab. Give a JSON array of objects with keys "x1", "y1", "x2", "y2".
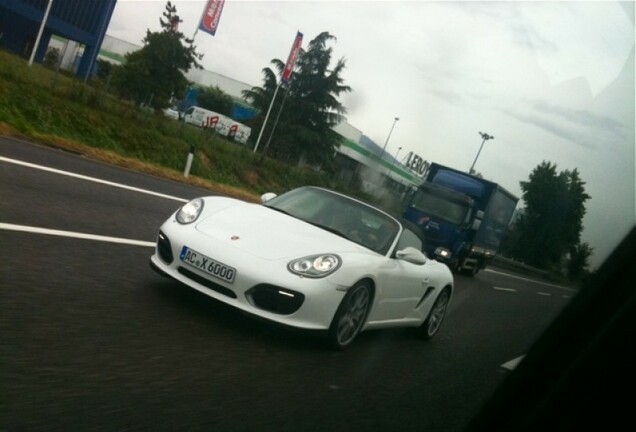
[
  {"x1": 405, "y1": 183, "x2": 479, "y2": 273},
  {"x1": 403, "y1": 163, "x2": 518, "y2": 276}
]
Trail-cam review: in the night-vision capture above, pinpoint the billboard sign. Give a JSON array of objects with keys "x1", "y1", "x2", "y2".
[{"x1": 405, "y1": 152, "x2": 430, "y2": 177}]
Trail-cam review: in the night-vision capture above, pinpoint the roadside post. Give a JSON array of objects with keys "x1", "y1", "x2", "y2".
[{"x1": 183, "y1": 143, "x2": 195, "y2": 178}]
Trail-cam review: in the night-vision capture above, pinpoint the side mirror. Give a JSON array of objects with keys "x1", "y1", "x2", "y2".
[
  {"x1": 260, "y1": 192, "x2": 277, "y2": 203},
  {"x1": 472, "y1": 210, "x2": 484, "y2": 230},
  {"x1": 396, "y1": 247, "x2": 427, "y2": 265}
]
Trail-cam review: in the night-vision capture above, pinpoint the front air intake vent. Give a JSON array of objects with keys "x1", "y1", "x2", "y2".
[
  {"x1": 157, "y1": 231, "x2": 173, "y2": 264},
  {"x1": 246, "y1": 285, "x2": 304, "y2": 315}
]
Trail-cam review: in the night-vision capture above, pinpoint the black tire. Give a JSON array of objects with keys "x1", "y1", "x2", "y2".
[
  {"x1": 419, "y1": 288, "x2": 450, "y2": 340},
  {"x1": 461, "y1": 265, "x2": 479, "y2": 277},
  {"x1": 448, "y1": 258, "x2": 461, "y2": 274},
  {"x1": 327, "y1": 281, "x2": 372, "y2": 350}
]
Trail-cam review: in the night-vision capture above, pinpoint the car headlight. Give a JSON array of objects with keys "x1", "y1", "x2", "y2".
[
  {"x1": 176, "y1": 198, "x2": 204, "y2": 224},
  {"x1": 288, "y1": 254, "x2": 341, "y2": 278},
  {"x1": 434, "y1": 247, "x2": 452, "y2": 259}
]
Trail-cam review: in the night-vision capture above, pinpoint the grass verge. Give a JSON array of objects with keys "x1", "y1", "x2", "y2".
[{"x1": 0, "y1": 50, "x2": 356, "y2": 202}]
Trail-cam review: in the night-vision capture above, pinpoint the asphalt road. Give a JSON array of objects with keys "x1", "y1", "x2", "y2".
[{"x1": 0, "y1": 137, "x2": 574, "y2": 431}]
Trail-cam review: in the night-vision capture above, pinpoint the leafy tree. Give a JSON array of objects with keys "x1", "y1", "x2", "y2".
[
  {"x1": 95, "y1": 59, "x2": 113, "y2": 81},
  {"x1": 507, "y1": 161, "x2": 590, "y2": 270},
  {"x1": 197, "y1": 85, "x2": 233, "y2": 116},
  {"x1": 112, "y1": 1, "x2": 202, "y2": 110},
  {"x1": 567, "y1": 242, "x2": 593, "y2": 281},
  {"x1": 243, "y1": 32, "x2": 351, "y2": 167}
]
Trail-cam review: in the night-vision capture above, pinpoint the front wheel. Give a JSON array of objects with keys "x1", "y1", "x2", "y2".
[
  {"x1": 419, "y1": 288, "x2": 450, "y2": 340},
  {"x1": 327, "y1": 282, "x2": 372, "y2": 350}
]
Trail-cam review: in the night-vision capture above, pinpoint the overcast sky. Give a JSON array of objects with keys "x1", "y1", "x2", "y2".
[{"x1": 107, "y1": 1, "x2": 635, "y2": 267}]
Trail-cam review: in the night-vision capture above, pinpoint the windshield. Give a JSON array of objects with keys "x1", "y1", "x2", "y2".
[
  {"x1": 410, "y1": 190, "x2": 470, "y2": 225},
  {"x1": 265, "y1": 187, "x2": 400, "y2": 254}
]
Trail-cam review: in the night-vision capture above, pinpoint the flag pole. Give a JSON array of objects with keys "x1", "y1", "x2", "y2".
[
  {"x1": 253, "y1": 31, "x2": 302, "y2": 153},
  {"x1": 253, "y1": 82, "x2": 281, "y2": 153},
  {"x1": 192, "y1": 0, "x2": 207, "y2": 41},
  {"x1": 263, "y1": 84, "x2": 289, "y2": 155}
]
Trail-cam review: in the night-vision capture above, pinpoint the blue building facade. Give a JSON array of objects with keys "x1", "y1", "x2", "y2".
[{"x1": 0, "y1": 0, "x2": 117, "y2": 79}]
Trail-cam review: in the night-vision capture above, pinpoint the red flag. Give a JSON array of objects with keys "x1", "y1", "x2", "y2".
[
  {"x1": 281, "y1": 32, "x2": 303, "y2": 83},
  {"x1": 199, "y1": 0, "x2": 225, "y2": 36}
]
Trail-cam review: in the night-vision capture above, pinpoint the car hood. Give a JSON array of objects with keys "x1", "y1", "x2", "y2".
[{"x1": 195, "y1": 199, "x2": 373, "y2": 260}]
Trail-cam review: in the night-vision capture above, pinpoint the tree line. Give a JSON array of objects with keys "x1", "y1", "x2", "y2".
[{"x1": 502, "y1": 161, "x2": 592, "y2": 281}]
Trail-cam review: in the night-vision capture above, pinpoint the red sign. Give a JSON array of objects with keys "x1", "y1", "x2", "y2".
[
  {"x1": 199, "y1": 0, "x2": 225, "y2": 36},
  {"x1": 203, "y1": 116, "x2": 219, "y2": 129},
  {"x1": 281, "y1": 32, "x2": 303, "y2": 83}
]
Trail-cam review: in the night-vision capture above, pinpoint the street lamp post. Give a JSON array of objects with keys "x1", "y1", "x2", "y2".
[
  {"x1": 378, "y1": 117, "x2": 399, "y2": 165},
  {"x1": 470, "y1": 131, "x2": 494, "y2": 175},
  {"x1": 389, "y1": 146, "x2": 402, "y2": 180}
]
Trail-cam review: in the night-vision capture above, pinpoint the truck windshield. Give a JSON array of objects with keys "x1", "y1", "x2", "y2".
[{"x1": 410, "y1": 190, "x2": 469, "y2": 225}]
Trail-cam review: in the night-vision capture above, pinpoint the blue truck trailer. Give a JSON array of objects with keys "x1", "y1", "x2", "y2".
[{"x1": 403, "y1": 163, "x2": 518, "y2": 276}]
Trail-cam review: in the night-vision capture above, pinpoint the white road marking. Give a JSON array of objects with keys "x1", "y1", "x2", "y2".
[
  {"x1": 563, "y1": 295, "x2": 572, "y2": 299},
  {"x1": 537, "y1": 292, "x2": 552, "y2": 296},
  {"x1": 493, "y1": 286, "x2": 517, "y2": 292},
  {"x1": 0, "y1": 223, "x2": 155, "y2": 247},
  {"x1": 501, "y1": 355, "x2": 525, "y2": 371},
  {"x1": 0, "y1": 156, "x2": 189, "y2": 203},
  {"x1": 484, "y1": 268, "x2": 574, "y2": 292}
]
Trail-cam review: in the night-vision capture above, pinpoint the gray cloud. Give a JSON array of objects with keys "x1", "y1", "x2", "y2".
[
  {"x1": 427, "y1": 87, "x2": 464, "y2": 106},
  {"x1": 532, "y1": 101, "x2": 628, "y2": 138},
  {"x1": 504, "y1": 110, "x2": 596, "y2": 149},
  {"x1": 510, "y1": 22, "x2": 559, "y2": 54},
  {"x1": 502, "y1": 100, "x2": 630, "y2": 150},
  {"x1": 452, "y1": 2, "x2": 559, "y2": 54}
]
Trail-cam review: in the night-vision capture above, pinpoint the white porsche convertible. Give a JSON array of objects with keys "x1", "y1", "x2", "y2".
[{"x1": 150, "y1": 186, "x2": 454, "y2": 349}]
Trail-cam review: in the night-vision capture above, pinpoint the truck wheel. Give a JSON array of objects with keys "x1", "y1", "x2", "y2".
[
  {"x1": 460, "y1": 264, "x2": 480, "y2": 277},
  {"x1": 464, "y1": 266, "x2": 479, "y2": 277},
  {"x1": 448, "y1": 258, "x2": 461, "y2": 274}
]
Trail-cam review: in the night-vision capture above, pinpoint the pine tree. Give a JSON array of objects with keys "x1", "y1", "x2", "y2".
[{"x1": 243, "y1": 32, "x2": 351, "y2": 167}]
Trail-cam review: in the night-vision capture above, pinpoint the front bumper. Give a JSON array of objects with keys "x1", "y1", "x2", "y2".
[{"x1": 149, "y1": 220, "x2": 346, "y2": 330}]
